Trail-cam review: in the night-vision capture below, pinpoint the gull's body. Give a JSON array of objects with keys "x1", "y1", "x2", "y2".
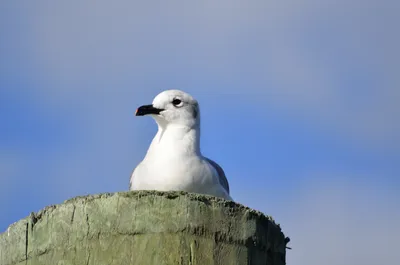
[{"x1": 130, "y1": 90, "x2": 231, "y2": 200}]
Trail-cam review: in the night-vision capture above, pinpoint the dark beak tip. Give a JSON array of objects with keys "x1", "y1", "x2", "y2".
[{"x1": 135, "y1": 104, "x2": 163, "y2": 116}]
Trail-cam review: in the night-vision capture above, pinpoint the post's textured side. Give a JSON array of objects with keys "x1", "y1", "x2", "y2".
[{"x1": 0, "y1": 191, "x2": 287, "y2": 265}]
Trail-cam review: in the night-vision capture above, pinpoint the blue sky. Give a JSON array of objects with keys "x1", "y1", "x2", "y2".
[{"x1": 1, "y1": 1, "x2": 399, "y2": 264}]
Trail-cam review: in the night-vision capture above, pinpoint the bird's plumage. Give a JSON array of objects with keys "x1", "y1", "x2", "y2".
[
  {"x1": 130, "y1": 90, "x2": 231, "y2": 200},
  {"x1": 205, "y1": 158, "x2": 229, "y2": 194}
]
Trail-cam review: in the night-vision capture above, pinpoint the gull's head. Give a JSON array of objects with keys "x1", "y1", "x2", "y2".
[{"x1": 136, "y1": 90, "x2": 200, "y2": 128}]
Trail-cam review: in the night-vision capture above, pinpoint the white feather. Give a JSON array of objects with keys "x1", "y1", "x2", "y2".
[{"x1": 130, "y1": 90, "x2": 232, "y2": 200}]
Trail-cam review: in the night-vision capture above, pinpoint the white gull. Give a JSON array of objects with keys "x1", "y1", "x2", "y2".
[{"x1": 129, "y1": 90, "x2": 232, "y2": 200}]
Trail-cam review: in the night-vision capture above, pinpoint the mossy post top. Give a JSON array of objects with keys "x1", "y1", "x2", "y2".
[{"x1": 0, "y1": 191, "x2": 288, "y2": 265}]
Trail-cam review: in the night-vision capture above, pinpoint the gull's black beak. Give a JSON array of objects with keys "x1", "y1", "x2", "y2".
[{"x1": 135, "y1": 104, "x2": 164, "y2": 116}]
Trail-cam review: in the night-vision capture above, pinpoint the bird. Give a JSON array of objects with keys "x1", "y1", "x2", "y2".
[{"x1": 129, "y1": 89, "x2": 232, "y2": 200}]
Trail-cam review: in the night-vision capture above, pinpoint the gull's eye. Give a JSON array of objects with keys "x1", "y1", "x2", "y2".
[{"x1": 172, "y1": 98, "x2": 182, "y2": 106}]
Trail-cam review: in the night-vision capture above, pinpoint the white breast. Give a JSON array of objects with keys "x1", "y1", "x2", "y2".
[{"x1": 131, "y1": 155, "x2": 220, "y2": 194}]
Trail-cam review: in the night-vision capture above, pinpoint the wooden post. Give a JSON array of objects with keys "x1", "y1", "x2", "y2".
[{"x1": 0, "y1": 191, "x2": 287, "y2": 265}]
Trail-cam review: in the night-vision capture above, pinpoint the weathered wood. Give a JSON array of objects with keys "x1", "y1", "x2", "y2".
[{"x1": 0, "y1": 191, "x2": 287, "y2": 265}]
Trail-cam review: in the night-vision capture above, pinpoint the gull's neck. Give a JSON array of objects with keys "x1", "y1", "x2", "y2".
[{"x1": 147, "y1": 123, "x2": 201, "y2": 157}]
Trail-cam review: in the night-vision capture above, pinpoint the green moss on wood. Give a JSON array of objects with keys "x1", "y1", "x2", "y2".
[{"x1": 0, "y1": 191, "x2": 287, "y2": 265}]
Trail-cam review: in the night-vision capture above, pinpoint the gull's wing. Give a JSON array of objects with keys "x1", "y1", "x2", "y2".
[{"x1": 205, "y1": 158, "x2": 230, "y2": 194}]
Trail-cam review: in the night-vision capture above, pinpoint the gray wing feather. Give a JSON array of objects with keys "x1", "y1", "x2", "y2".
[{"x1": 205, "y1": 158, "x2": 230, "y2": 194}]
